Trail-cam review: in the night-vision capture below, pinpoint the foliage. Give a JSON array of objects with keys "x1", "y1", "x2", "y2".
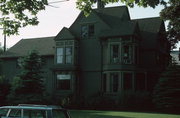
[
  {"x1": 8, "y1": 50, "x2": 45, "y2": 104},
  {"x1": 0, "y1": 0, "x2": 179, "y2": 48},
  {"x1": 160, "y1": 0, "x2": 180, "y2": 49},
  {"x1": 153, "y1": 64, "x2": 180, "y2": 112},
  {"x1": 0, "y1": 76, "x2": 10, "y2": 105},
  {"x1": 76, "y1": 0, "x2": 166, "y2": 16},
  {"x1": 0, "y1": 0, "x2": 48, "y2": 36}
]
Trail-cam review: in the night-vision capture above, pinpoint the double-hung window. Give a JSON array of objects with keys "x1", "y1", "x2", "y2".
[
  {"x1": 123, "y1": 73, "x2": 133, "y2": 90},
  {"x1": 123, "y1": 45, "x2": 132, "y2": 64},
  {"x1": 110, "y1": 44, "x2": 120, "y2": 64},
  {"x1": 110, "y1": 73, "x2": 119, "y2": 92},
  {"x1": 57, "y1": 48, "x2": 64, "y2": 64},
  {"x1": 56, "y1": 41, "x2": 74, "y2": 64},
  {"x1": 65, "y1": 47, "x2": 72, "y2": 64}
]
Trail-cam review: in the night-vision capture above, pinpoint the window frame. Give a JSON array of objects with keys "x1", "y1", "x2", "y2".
[
  {"x1": 56, "y1": 41, "x2": 75, "y2": 64},
  {"x1": 56, "y1": 73, "x2": 72, "y2": 91},
  {"x1": 81, "y1": 24, "x2": 95, "y2": 39}
]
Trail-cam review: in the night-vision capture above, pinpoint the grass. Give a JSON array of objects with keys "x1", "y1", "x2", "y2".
[{"x1": 70, "y1": 110, "x2": 180, "y2": 118}]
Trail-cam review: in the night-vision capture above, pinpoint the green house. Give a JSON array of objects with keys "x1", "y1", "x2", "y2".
[{"x1": 0, "y1": 5, "x2": 170, "y2": 105}]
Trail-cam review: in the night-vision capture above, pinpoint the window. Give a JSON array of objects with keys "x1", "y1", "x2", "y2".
[
  {"x1": 65, "y1": 47, "x2": 72, "y2": 64},
  {"x1": 57, "y1": 48, "x2": 64, "y2": 64},
  {"x1": 110, "y1": 44, "x2": 120, "y2": 63},
  {"x1": 56, "y1": 41, "x2": 74, "y2": 64},
  {"x1": 110, "y1": 73, "x2": 119, "y2": 92},
  {"x1": 134, "y1": 46, "x2": 138, "y2": 64},
  {"x1": 81, "y1": 24, "x2": 94, "y2": 38},
  {"x1": 123, "y1": 45, "x2": 132, "y2": 64},
  {"x1": 57, "y1": 74, "x2": 71, "y2": 90},
  {"x1": 135, "y1": 73, "x2": 146, "y2": 91},
  {"x1": 102, "y1": 74, "x2": 107, "y2": 92},
  {"x1": 102, "y1": 73, "x2": 119, "y2": 93},
  {"x1": 123, "y1": 73, "x2": 132, "y2": 90}
]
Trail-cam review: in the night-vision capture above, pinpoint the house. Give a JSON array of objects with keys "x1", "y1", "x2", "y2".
[{"x1": 0, "y1": 4, "x2": 170, "y2": 106}]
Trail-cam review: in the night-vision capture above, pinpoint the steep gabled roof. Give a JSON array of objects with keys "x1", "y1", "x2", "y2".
[
  {"x1": 69, "y1": 6, "x2": 131, "y2": 37},
  {"x1": 133, "y1": 17, "x2": 164, "y2": 49},
  {"x1": 0, "y1": 37, "x2": 55, "y2": 58},
  {"x1": 95, "y1": 6, "x2": 130, "y2": 20},
  {"x1": 99, "y1": 20, "x2": 138, "y2": 38},
  {"x1": 54, "y1": 27, "x2": 75, "y2": 41},
  {"x1": 134, "y1": 17, "x2": 162, "y2": 33}
]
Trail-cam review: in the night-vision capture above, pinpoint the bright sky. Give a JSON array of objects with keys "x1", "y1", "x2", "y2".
[{"x1": 0, "y1": 0, "x2": 179, "y2": 50}]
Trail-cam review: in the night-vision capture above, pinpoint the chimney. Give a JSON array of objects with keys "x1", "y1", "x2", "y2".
[{"x1": 97, "y1": 0, "x2": 105, "y2": 9}]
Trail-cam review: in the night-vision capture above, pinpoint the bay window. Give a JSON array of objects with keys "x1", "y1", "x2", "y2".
[
  {"x1": 56, "y1": 41, "x2": 75, "y2": 64},
  {"x1": 110, "y1": 44, "x2": 120, "y2": 63},
  {"x1": 123, "y1": 73, "x2": 133, "y2": 90},
  {"x1": 57, "y1": 48, "x2": 64, "y2": 64},
  {"x1": 123, "y1": 45, "x2": 132, "y2": 64}
]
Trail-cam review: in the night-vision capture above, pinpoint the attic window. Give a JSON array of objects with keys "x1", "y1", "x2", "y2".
[{"x1": 81, "y1": 24, "x2": 94, "y2": 38}]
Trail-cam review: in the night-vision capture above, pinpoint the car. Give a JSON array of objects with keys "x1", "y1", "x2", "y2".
[{"x1": 0, "y1": 104, "x2": 71, "y2": 118}]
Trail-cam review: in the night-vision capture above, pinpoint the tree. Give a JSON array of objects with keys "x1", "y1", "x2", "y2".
[
  {"x1": 0, "y1": 76, "x2": 10, "y2": 105},
  {"x1": 153, "y1": 63, "x2": 180, "y2": 112},
  {"x1": 76, "y1": 0, "x2": 167, "y2": 15},
  {"x1": 8, "y1": 50, "x2": 45, "y2": 104},
  {"x1": 0, "y1": 0, "x2": 47, "y2": 36},
  {"x1": 160, "y1": 0, "x2": 180, "y2": 49},
  {"x1": 0, "y1": 0, "x2": 179, "y2": 48},
  {"x1": 0, "y1": 0, "x2": 164, "y2": 36}
]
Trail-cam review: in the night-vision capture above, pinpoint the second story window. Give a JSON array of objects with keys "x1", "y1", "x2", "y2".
[
  {"x1": 110, "y1": 44, "x2": 120, "y2": 63},
  {"x1": 123, "y1": 45, "x2": 132, "y2": 64},
  {"x1": 65, "y1": 47, "x2": 72, "y2": 64},
  {"x1": 57, "y1": 48, "x2": 64, "y2": 64},
  {"x1": 56, "y1": 41, "x2": 74, "y2": 64},
  {"x1": 81, "y1": 24, "x2": 94, "y2": 38}
]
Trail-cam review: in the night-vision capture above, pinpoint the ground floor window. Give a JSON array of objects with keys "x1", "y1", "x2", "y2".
[
  {"x1": 102, "y1": 72, "x2": 147, "y2": 93},
  {"x1": 102, "y1": 73, "x2": 119, "y2": 93},
  {"x1": 123, "y1": 73, "x2": 133, "y2": 90},
  {"x1": 57, "y1": 73, "x2": 71, "y2": 90},
  {"x1": 135, "y1": 73, "x2": 146, "y2": 91},
  {"x1": 110, "y1": 73, "x2": 119, "y2": 92}
]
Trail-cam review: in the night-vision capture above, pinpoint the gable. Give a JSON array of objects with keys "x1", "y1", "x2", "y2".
[
  {"x1": 134, "y1": 17, "x2": 164, "y2": 49},
  {"x1": 55, "y1": 27, "x2": 75, "y2": 41},
  {"x1": 95, "y1": 6, "x2": 130, "y2": 21}
]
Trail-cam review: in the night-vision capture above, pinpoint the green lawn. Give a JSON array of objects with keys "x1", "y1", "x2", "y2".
[{"x1": 70, "y1": 110, "x2": 180, "y2": 118}]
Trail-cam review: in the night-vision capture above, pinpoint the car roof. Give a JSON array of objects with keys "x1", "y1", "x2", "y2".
[{"x1": 0, "y1": 104, "x2": 63, "y2": 110}]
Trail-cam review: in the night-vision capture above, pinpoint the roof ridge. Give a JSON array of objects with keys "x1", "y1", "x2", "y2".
[
  {"x1": 132, "y1": 17, "x2": 161, "y2": 21},
  {"x1": 22, "y1": 36, "x2": 55, "y2": 40},
  {"x1": 93, "y1": 5, "x2": 127, "y2": 10}
]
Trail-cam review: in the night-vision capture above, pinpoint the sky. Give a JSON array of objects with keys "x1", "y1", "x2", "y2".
[{"x1": 0, "y1": 0, "x2": 179, "y2": 50}]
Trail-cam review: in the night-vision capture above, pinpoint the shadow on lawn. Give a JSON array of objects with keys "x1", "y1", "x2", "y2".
[{"x1": 70, "y1": 110, "x2": 133, "y2": 118}]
